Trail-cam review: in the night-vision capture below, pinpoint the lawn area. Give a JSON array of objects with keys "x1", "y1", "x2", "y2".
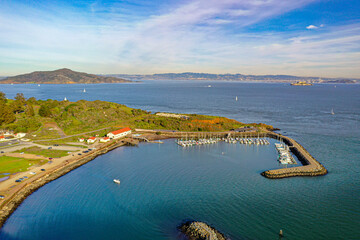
[
  {"x1": 0, "y1": 156, "x2": 44, "y2": 176},
  {"x1": 15, "y1": 147, "x2": 70, "y2": 158}
]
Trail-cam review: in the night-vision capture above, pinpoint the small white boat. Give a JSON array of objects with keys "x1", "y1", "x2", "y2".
[
  {"x1": 235, "y1": 96, "x2": 238, "y2": 101},
  {"x1": 331, "y1": 108, "x2": 335, "y2": 115},
  {"x1": 113, "y1": 179, "x2": 120, "y2": 184},
  {"x1": 208, "y1": 85, "x2": 212, "y2": 88},
  {"x1": 83, "y1": 88, "x2": 86, "y2": 93},
  {"x1": 38, "y1": 84, "x2": 40, "y2": 87}
]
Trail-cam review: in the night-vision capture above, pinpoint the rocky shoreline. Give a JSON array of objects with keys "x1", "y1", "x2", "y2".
[
  {"x1": 179, "y1": 221, "x2": 227, "y2": 240},
  {"x1": 0, "y1": 140, "x2": 127, "y2": 228}
]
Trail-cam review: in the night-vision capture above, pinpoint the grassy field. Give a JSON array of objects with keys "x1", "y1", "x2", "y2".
[
  {"x1": 0, "y1": 156, "x2": 45, "y2": 176},
  {"x1": 15, "y1": 147, "x2": 70, "y2": 158}
]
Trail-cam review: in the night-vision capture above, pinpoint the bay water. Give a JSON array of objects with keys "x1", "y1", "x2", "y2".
[{"x1": 0, "y1": 81, "x2": 359, "y2": 239}]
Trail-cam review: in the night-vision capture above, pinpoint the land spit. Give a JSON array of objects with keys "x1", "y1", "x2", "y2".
[{"x1": 0, "y1": 129, "x2": 327, "y2": 228}]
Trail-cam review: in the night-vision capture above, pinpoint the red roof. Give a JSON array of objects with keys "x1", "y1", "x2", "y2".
[
  {"x1": 0, "y1": 136, "x2": 4, "y2": 139},
  {"x1": 103, "y1": 137, "x2": 110, "y2": 140},
  {"x1": 110, "y1": 127, "x2": 131, "y2": 135},
  {"x1": 88, "y1": 137, "x2": 96, "y2": 140}
]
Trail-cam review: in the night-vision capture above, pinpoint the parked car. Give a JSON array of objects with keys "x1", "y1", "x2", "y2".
[
  {"x1": 29, "y1": 172, "x2": 36, "y2": 175},
  {"x1": 41, "y1": 169, "x2": 46, "y2": 171},
  {"x1": 48, "y1": 147, "x2": 52, "y2": 149},
  {"x1": 0, "y1": 195, "x2": 4, "y2": 199},
  {"x1": 54, "y1": 144, "x2": 59, "y2": 146},
  {"x1": 78, "y1": 153, "x2": 82, "y2": 155},
  {"x1": 15, "y1": 180, "x2": 21, "y2": 182},
  {"x1": 0, "y1": 151, "x2": 4, "y2": 153}
]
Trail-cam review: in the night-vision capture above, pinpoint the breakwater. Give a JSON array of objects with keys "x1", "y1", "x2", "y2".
[
  {"x1": 136, "y1": 129, "x2": 328, "y2": 179},
  {"x1": 0, "y1": 140, "x2": 127, "y2": 228}
]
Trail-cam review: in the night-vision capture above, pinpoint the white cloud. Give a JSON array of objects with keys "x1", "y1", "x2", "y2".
[
  {"x1": 306, "y1": 25, "x2": 318, "y2": 29},
  {"x1": 0, "y1": 0, "x2": 359, "y2": 78}
]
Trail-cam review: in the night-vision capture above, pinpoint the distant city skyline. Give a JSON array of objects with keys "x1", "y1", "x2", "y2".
[{"x1": 0, "y1": 0, "x2": 360, "y2": 78}]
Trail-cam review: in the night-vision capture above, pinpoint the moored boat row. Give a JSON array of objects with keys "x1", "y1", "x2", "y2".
[
  {"x1": 275, "y1": 143, "x2": 296, "y2": 164},
  {"x1": 176, "y1": 137, "x2": 270, "y2": 147}
]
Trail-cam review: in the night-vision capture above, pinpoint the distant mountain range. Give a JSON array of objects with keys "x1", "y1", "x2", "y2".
[
  {"x1": 0, "y1": 68, "x2": 132, "y2": 84},
  {"x1": 1, "y1": 69, "x2": 357, "y2": 84},
  {"x1": 108, "y1": 72, "x2": 358, "y2": 84}
]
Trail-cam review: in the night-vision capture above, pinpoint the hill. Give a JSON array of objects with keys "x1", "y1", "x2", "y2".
[
  {"x1": 0, "y1": 92, "x2": 273, "y2": 139},
  {"x1": 0, "y1": 68, "x2": 132, "y2": 84}
]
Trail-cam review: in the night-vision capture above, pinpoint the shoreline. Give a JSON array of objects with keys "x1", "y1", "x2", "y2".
[
  {"x1": 0, "y1": 139, "x2": 130, "y2": 228},
  {"x1": 0, "y1": 130, "x2": 327, "y2": 228}
]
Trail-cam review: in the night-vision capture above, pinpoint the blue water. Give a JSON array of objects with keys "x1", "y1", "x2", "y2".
[{"x1": 0, "y1": 82, "x2": 359, "y2": 239}]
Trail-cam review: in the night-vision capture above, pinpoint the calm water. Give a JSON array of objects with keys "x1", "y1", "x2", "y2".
[{"x1": 0, "y1": 82, "x2": 359, "y2": 239}]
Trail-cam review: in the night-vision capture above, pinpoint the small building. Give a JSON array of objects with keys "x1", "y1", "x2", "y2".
[
  {"x1": 107, "y1": 127, "x2": 132, "y2": 139},
  {"x1": 15, "y1": 133, "x2": 26, "y2": 138},
  {"x1": 0, "y1": 136, "x2": 5, "y2": 142},
  {"x1": 79, "y1": 138, "x2": 85, "y2": 143},
  {"x1": 100, "y1": 137, "x2": 110, "y2": 143},
  {"x1": 87, "y1": 137, "x2": 96, "y2": 144}
]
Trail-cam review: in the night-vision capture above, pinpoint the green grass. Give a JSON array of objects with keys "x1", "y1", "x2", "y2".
[
  {"x1": 0, "y1": 156, "x2": 45, "y2": 175},
  {"x1": 15, "y1": 146, "x2": 69, "y2": 158}
]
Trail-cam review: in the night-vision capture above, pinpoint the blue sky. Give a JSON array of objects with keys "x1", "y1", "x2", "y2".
[{"x1": 0, "y1": 0, "x2": 359, "y2": 77}]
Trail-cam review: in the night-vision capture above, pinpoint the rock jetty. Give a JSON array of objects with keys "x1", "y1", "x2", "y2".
[
  {"x1": 180, "y1": 221, "x2": 227, "y2": 240},
  {"x1": 261, "y1": 131, "x2": 328, "y2": 179}
]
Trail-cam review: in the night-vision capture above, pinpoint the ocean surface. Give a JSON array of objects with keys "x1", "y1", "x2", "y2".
[{"x1": 0, "y1": 81, "x2": 359, "y2": 239}]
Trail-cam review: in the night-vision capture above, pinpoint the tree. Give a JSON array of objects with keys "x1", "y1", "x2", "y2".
[
  {"x1": 25, "y1": 104, "x2": 35, "y2": 116},
  {"x1": 0, "y1": 91, "x2": 7, "y2": 104},
  {"x1": 38, "y1": 105, "x2": 51, "y2": 117},
  {"x1": 0, "y1": 104, "x2": 16, "y2": 125},
  {"x1": 11, "y1": 93, "x2": 26, "y2": 113}
]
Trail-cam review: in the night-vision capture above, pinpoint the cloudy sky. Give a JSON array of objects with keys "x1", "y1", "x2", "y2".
[{"x1": 0, "y1": 0, "x2": 359, "y2": 77}]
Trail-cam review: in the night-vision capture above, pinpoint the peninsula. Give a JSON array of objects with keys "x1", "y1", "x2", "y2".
[
  {"x1": 0, "y1": 92, "x2": 327, "y2": 229},
  {"x1": 0, "y1": 68, "x2": 132, "y2": 84}
]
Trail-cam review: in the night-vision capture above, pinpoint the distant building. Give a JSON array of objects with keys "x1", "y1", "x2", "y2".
[
  {"x1": 15, "y1": 133, "x2": 26, "y2": 138},
  {"x1": 87, "y1": 137, "x2": 96, "y2": 144},
  {"x1": 100, "y1": 137, "x2": 110, "y2": 143},
  {"x1": 107, "y1": 127, "x2": 131, "y2": 139},
  {"x1": 79, "y1": 138, "x2": 85, "y2": 142},
  {"x1": 0, "y1": 136, "x2": 5, "y2": 141}
]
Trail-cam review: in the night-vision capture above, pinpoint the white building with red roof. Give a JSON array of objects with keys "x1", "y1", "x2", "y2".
[
  {"x1": 87, "y1": 136, "x2": 97, "y2": 144},
  {"x1": 100, "y1": 137, "x2": 110, "y2": 143},
  {"x1": 0, "y1": 136, "x2": 5, "y2": 142},
  {"x1": 107, "y1": 127, "x2": 131, "y2": 139}
]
